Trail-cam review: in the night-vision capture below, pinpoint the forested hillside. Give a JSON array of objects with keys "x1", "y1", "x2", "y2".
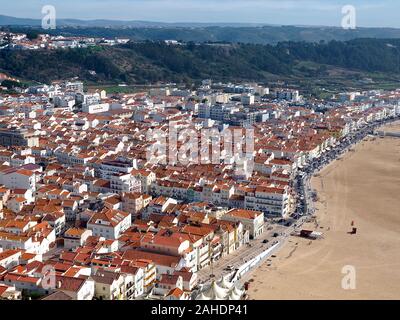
[{"x1": 1, "y1": 39, "x2": 399, "y2": 85}]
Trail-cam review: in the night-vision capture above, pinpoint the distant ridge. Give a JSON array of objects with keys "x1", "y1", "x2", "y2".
[
  {"x1": 3, "y1": 14, "x2": 400, "y2": 45},
  {"x1": 0, "y1": 15, "x2": 41, "y2": 26},
  {"x1": 0, "y1": 14, "x2": 270, "y2": 28}
]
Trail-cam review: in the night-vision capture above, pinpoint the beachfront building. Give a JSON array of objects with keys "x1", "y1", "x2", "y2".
[
  {"x1": 221, "y1": 209, "x2": 264, "y2": 240},
  {"x1": 244, "y1": 185, "x2": 290, "y2": 217}
]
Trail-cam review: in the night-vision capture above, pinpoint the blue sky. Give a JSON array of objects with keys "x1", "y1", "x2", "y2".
[{"x1": 0, "y1": 0, "x2": 398, "y2": 27}]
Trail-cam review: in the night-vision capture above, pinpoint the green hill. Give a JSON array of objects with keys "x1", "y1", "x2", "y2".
[{"x1": 1, "y1": 39, "x2": 400, "y2": 91}]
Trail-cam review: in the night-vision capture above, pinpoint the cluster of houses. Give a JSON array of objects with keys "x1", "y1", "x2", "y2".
[
  {"x1": 0, "y1": 31, "x2": 130, "y2": 51},
  {"x1": 0, "y1": 78, "x2": 399, "y2": 300}
]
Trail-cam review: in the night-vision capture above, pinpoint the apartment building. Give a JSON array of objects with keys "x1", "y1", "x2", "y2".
[
  {"x1": 63, "y1": 228, "x2": 93, "y2": 250},
  {"x1": 244, "y1": 185, "x2": 290, "y2": 217},
  {"x1": 87, "y1": 209, "x2": 131, "y2": 240},
  {"x1": 221, "y1": 209, "x2": 264, "y2": 239},
  {"x1": 0, "y1": 129, "x2": 39, "y2": 148}
]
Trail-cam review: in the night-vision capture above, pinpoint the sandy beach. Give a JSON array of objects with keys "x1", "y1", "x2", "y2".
[{"x1": 248, "y1": 122, "x2": 400, "y2": 300}]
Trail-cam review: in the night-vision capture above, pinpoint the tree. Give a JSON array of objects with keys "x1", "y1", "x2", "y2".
[
  {"x1": 1, "y1": 79, "x2": 20, "y2": 89},
  {"x1": 26, "y1": 31, "x2": 39, "y2": 40}
]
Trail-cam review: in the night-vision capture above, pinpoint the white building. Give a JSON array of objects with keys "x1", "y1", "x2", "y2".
[
  {"x1": 244, "y1": 185, "x2": 290, "y2": 217},
  {"x1": 82, "y1": 103, "x2": 110, "y2": 114},
  {"x1": 0, "y1": 168, "x2": 36, "y2": 191},
  {"x1": 56, "y1": 276, "x2": 95, "y2": 300},
  {"x1": 241, "y1": 93, "x2": 255, "y2": 105},
  {"x1": 221, "y1": 209, "x2": 264, "y2": 239},
  {"x1": 87, "y1": 209, "x2": 131, "y2": 240},
  {"x1": 63, "y1": 228, "x2": 93, "y2": 250},
  {"x1": 277, "y1": 90, "x2": 300, "y2": 102}
]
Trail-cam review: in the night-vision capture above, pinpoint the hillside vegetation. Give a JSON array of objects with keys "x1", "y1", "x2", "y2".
[{"x1": 1, "y1": 39, "x2": 400, "y2": 86}]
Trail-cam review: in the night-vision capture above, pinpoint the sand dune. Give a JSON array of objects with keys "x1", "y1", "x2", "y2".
[{"x1": 248, "y1": 122, "x2": 400, "y2": 300}]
